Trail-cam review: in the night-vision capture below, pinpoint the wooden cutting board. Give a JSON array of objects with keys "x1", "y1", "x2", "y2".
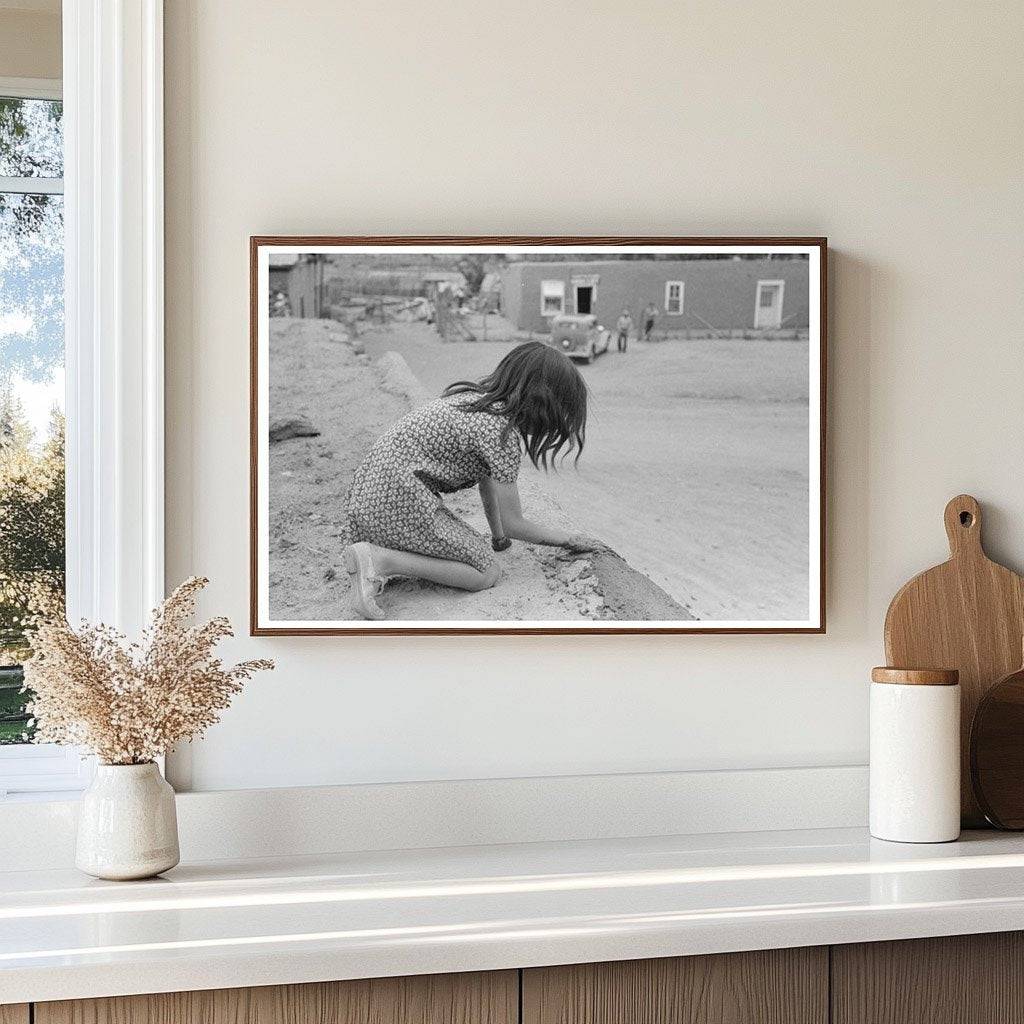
[{"x1": 884, "y1": 494, "x2": 1024, "y2": 826}]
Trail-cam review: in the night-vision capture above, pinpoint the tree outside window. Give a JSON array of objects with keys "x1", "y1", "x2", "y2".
[{"x1": 0, "y1": 94, "x2": 65, "y2": 745}]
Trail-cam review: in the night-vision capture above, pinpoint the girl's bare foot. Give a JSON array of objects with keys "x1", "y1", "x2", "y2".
[{"x1": 343, "y1": 542, "x2": 387, "y2": 620}]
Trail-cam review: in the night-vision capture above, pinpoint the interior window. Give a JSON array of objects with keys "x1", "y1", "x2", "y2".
[{"x1": 0, "y1": 94, "x2": 65, "y2": 747}]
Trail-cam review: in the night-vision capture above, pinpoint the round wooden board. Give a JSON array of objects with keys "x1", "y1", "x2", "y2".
[{"x1": 970, "y1": 664, "x2": 1024, "y2": 829}]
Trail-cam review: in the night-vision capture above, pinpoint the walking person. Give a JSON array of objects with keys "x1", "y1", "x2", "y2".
[
  {"x1": 343, "y1": 342, "x2": 605, "y2": 620},
  {"x1": 642, "y1": 301, "x2": 658, "y2": 341},
  {"x1": 616, "y1": 309, "x2": 633, "y2": 353}
]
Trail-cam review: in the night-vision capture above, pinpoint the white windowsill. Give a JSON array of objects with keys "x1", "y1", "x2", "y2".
[{"x1": 0, "y1": 744, "x2": 94, "y2": 799}]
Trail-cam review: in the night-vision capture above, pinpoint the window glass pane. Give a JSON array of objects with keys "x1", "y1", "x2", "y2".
[
  {"x1": 0, "y1": 184, "x2": 65, "y2": 745},
  {"x1": 0, "y1": 98, "x2": 63, "y2": 179},
  {"x1": 541, "y1": 280, "x2": 564, "y2": 314}
]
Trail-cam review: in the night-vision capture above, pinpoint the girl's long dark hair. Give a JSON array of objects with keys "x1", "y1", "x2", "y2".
[{"x1": 443, "y1": 342, "x2": 587, "y2": 469}]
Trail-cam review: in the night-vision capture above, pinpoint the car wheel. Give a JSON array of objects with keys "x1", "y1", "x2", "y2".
[{"x1": 586, "y1": 344, "x2": 595, "y2": 364}]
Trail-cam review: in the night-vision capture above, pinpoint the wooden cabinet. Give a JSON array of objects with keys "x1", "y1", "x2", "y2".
[
  {"x1": 34, "y1": 971, "x2": 517, "y2": 1024},
  {"x1": 832, "y1": 932, "x2": 1024, "y2": 1024},
  {"x1": 522, "y1": 948, "x2": 828, "y2": 1024},
  {"x1": 23, "y1": 932, "x2": 1024, "y2": 1024}
]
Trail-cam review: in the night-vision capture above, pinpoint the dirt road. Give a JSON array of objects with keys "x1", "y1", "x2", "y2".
[{"x1": 360, "y1": 322, "x2": 811, "y2": 621}]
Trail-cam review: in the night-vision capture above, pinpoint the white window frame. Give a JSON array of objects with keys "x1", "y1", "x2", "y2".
[
  {"x1": 0, "y1": 0, "x2": 165, "y2": 799},
  {"x1": 754, "y1": 279, "x2": 785, "y2": 328},
  {"x1": 0, "y1": 76, "x2": 61, "y2": 101},
  {"x1": 664, "y1": 280, "x2": 684, "y2": 315},
  {"x1": 0, "y1": 77, "x2": 64, "y2": 196},
  {"x1": 540, "y1": 279, "x2": 565, "y2": 317}
]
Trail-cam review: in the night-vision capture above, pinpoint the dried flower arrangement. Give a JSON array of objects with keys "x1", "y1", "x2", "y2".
[{"x1": 22, "y1": 577, "x2": 273, "y2": 765}]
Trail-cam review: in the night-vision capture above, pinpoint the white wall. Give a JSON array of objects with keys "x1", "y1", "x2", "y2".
[{"x1": 164, "y1": 0, "x2": 1024, "y2": 792}]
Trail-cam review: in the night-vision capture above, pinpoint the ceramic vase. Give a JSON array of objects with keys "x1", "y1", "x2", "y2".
[
  {"x1": 76, "y1": 762, "x2": 180, "y2": 880},
  {"x1": 869, "y1": 668, "x2": 961, "y2": 843}
]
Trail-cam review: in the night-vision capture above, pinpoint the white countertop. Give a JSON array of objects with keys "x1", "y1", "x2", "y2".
[{"x1": 4, "y1": 826, "x2": 1024, "y2": 1004}]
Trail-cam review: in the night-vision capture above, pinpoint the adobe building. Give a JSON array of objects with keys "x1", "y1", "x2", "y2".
[{"x1": 499, "y1": 257, "x2": 810, "y2": 337}]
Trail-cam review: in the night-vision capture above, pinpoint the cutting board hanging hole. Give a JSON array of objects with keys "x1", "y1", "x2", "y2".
[{"x1": 944, "y1": 494, "x2": 983, "y2": 558}]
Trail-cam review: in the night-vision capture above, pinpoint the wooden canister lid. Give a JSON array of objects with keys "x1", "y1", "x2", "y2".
[{"x1": 871, "y1": 667, "x2": 960, "y2": 686}]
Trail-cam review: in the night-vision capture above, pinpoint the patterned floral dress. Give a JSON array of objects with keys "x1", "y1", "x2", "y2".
[{"x1": 347, "y1": 394, "x2": 522, "y2": 572}]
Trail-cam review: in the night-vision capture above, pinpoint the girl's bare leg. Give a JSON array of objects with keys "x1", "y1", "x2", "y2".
[
  {"x1": 343, "y1": 542, "x2": 498, "y2": 620},
  {"x1": 369, "y1": 544, "x2": 499, "y2": 591}
]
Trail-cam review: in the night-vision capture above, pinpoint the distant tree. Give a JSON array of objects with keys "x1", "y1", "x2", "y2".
[
  {"x1": 0, "y1": 396, "x2": 65, "y2": 664},
  {"x1": 452, "y1": 254, "x2": 510, "y2": 297},
  {"x1": 0, "y1": 97, "x2": 62, "y2": 243},
  {"x1": 454, "y1": 254, "x2": 488, "y2": 295},
  {"x1": 0, "y1": 97, "x2": 65, "y2": 384}
]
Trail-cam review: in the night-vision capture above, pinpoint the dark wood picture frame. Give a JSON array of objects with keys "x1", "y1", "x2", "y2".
[{"x1": 250, "y1": 236, "x2": 827, "y2": 636}]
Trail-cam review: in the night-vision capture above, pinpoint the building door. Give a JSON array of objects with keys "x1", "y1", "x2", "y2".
[
  {"x1": 754, "y1": 280, "x2": 785, "y2": 328},
  {"x1": 571, "y1": 274, "x2": 599, "y2": 316}
]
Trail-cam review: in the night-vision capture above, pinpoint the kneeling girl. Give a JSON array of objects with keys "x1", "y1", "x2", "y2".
[{"x1": 344, "y1": 341, "x2": 602, "y2": 620}]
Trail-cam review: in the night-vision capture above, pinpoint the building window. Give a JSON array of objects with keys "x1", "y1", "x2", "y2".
[
  {"x1": 0, "y1": 90, "x2": 65, "y2": 751},
  {"x1": 665, "y1": 280, "x2": 684, "y2": 315},
  {"x1": 541, "y1": 279, "x2": 565, "y2": 316}
]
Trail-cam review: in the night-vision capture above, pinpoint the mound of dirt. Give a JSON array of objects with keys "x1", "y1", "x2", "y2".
[{"x1": 590, "y1": 551, "x2": 692, "y2": 621}]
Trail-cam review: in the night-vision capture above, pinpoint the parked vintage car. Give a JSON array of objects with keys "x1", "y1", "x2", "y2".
[{"x1": 548, "y1": 314, "x2": 611, "y2": 364}]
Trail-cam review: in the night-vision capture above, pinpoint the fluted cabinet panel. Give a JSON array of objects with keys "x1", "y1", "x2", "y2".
[
  {"x1": 35, "y1": 972, "x2": 517, "y2": 1024},
  {"x1": 832, "y1": 933, "x2": 1024, "y2": 1024},
  {"x1": 522, "y1": 948, "x2": 828, "y2": 1024}
]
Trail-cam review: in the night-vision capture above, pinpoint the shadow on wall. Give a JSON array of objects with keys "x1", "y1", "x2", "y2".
[{"x1": 828, "y1": 250, "x2": 872, "y2": 635}]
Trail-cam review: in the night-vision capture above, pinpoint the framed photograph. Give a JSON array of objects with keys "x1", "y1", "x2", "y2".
[{"x1": 250, "y1": 237, "x2": 826, "y2": 635}]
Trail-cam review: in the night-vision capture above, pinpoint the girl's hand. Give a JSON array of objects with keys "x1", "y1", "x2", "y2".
[{"x1": 564, "y1": 533, "x2": 608, "y2": 554}]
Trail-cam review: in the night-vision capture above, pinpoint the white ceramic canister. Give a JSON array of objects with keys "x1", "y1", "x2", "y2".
[
  {"x1": 76, "y1": 762, "x2": 180, "y2": 880},
  {"x1": 869, "y1": 667, "x2": 961, "y2": 843}
]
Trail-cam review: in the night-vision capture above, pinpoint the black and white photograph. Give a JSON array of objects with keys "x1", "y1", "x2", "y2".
[{"x1": 251, "y1": 239, "x2": 824, "y2": 634}]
